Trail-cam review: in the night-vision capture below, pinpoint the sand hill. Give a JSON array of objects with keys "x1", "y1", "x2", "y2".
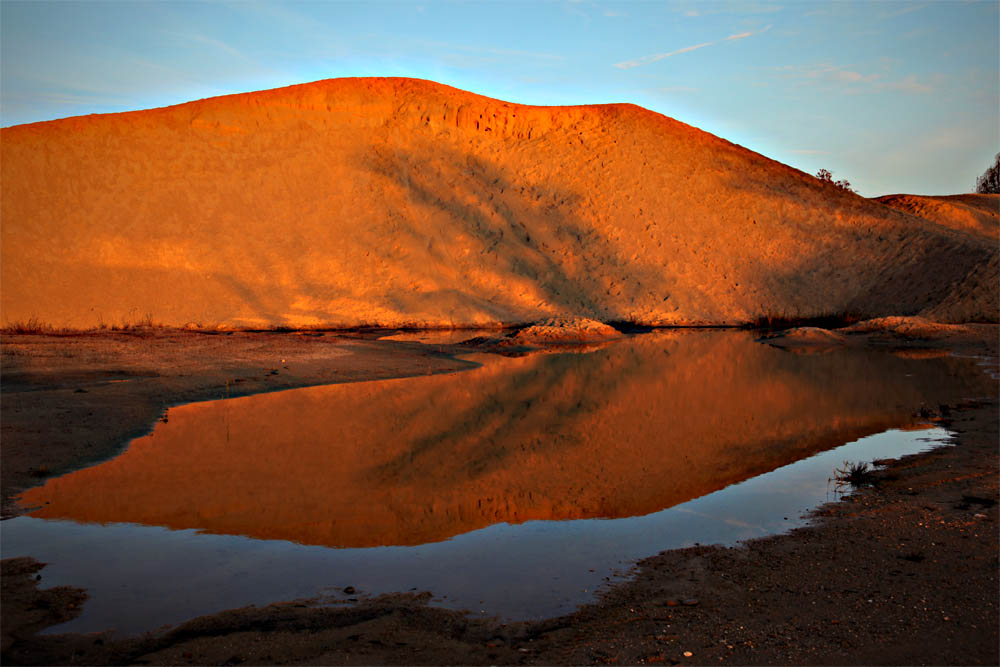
[{"x1": 2, "y1": 77, "x2": 996, "y2": 328}]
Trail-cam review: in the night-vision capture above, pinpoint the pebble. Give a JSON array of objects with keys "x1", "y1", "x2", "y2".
[
  {"x1": 343, "y1": 586, "x2": 356, "y2": 594},
  {"x1": 684, "y1": 651, "x2": 693, "y2": 657},
  {"x1": 682, "y1": 598, "x2": 700, "y2": 606},
  {"x1": 666, "y1": 599, "x2": 681, "y2": 607}
]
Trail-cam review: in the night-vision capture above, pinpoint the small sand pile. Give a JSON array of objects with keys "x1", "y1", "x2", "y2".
[
  {"x1": 512, "y1": 317, "x2": 621, "y2": 343},
  {"x1": 761, "y1": 326, "x2": 848, "y2": 349},
  {"x1": 841, "y1": 316, "x2": 972, "y2": 339}
]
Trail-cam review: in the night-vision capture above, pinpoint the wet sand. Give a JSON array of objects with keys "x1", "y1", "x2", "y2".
[{"x1": 1, "y1": 328, "x2": 998, "y2": 665}]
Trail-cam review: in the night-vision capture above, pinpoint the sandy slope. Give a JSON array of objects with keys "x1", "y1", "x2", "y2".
[{"x1": 2, "y1": 77, "x2": 996, "y2": 328}]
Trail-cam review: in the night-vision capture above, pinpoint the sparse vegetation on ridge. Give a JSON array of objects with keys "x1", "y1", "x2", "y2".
[
  {"x1": 815, "y1": 168, "x2": 855, "y2": 193},
  {"x1": 1, "y1": 318, "x2": 54, "y2": 335},
  {"x1": 975, "y1": 152, "x2": 999, "y2": 194}
]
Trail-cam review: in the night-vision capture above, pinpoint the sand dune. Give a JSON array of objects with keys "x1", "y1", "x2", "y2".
[{"x1": 2, "y1": 77, "x2": 996, "y2": 328}]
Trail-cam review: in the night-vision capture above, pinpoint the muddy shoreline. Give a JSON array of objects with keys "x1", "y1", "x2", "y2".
[{"x1": 2, "y1": 328, "x2": 998, "y2": 665}]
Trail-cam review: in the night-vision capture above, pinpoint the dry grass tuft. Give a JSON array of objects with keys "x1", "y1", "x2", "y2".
[
  {"x1": 2, "y1": 317, "x2": 55, "y2": 334},
  {"x1": 833, "y1": 460, "x2": 877, "y2": 490}
]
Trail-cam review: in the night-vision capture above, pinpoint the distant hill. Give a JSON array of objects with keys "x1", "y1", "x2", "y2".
[
  {"x1": 875, "y1": 193, "x2": 999, "y2": 242},
  {"x1": 2, "y1": 77, "x2": 995, "y2": 328}
]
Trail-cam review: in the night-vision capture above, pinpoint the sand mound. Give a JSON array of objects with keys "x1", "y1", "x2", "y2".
[
  {"x1": 842, "y1": 316, "x2": 972, "y2": 339},
  {"x1": 512, "y1": 317, "x2": 620, "y2": 343},
  {"x1": 761, "y1": 326, "x2": 848, "y2": 349},
  {"x1": 875, "y1": 194, "x2": 999, "y2": 241},
  {"x1": 2, "y1": 77, "x2": 996, "y2": 328}
]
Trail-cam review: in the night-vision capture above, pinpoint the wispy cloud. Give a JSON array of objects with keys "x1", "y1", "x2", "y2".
[
  {"x1": 776, "y1": 63, "x2": 934, "y2": 94},
  {"x1": 658, "y1": 86, "x2": 700, "y2": 93},
  {"x1": 614, "y1": 41, "x2": 713, "y2": 69},
  {"x1": 417, "y1": 40, "x2": 566, "y2": 63},
  {"x1": 162, "y1": 31, "x2": 245, "y2": 59},
  {"x1": 886, "y1": 74, "x2": 934, "y2": 93},
  {"x1": 676, "y1": 3, "x2": 783, "y2": 17},
  {"x1": 1, "y1": 90, "x2": 133, "y2": 107},
  {"x1": 614, "y1": 26, "x2": 767, "y2": 69},
  {"x1": 879, "y1": 2, "x2": 929, "y2": 19}
]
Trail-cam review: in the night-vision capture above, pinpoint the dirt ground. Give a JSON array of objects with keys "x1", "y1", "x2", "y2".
[{"x1": 1, "y1": 328, "x2": 998, "y2": 665}]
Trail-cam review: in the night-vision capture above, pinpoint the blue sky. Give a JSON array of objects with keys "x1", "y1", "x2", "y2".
[{"x1": 2, "y1": 0, "x2": 997, "y2": 196}]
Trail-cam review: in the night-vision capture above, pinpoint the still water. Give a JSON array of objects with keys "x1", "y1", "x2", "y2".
[{"x1": 2, "y1": 331, "x2": 993, "y2": 636}]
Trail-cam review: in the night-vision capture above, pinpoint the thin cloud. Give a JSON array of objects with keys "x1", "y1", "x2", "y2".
[
  {"x1": 880, "y1": 2, "x2": 929, "y2": 19},
  {"x1": 614, "y1": 26, "x2": 766, "y2": 69},
  {"x1": 162, "y1": 31, "x2": 245, "y2": 60},
  {"x1": 777, "y1": 63, "x2": 933, "y2": 94},
  {"x1": 886, "y1": 74, "x2": 933, "y2": 93},
  {"x1": 417, "y1": 40, "x2": 566, "y2": 62},
  {"x1": 1, "y1": 90, "x2": 133, "y2": 107},
  {"x1": 676, "y1": 3, "x2": 782, "y2": 17},
  {"x1": 615, "y1": 42, "x2": 713, "y2": 69}
]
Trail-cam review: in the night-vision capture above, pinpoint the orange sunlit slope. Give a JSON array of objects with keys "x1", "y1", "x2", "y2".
[
  {"x1": 19, "y1": 332, "x2": 995, "y2": 547},
  {"x1": 875, "y1": 194, "x2": 999, "y2": 241},
  {"x1": 2, "y1": 77, "x2": 996, "y2": 328}
]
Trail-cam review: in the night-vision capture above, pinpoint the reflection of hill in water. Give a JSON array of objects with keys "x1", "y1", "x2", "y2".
[{"x1": 20, "y1": 332, "x2": 992, "y2": 547}]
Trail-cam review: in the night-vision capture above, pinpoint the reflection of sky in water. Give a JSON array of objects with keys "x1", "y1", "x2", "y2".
[
  {"x1": 3, "y1": 331, "x2": 992, "y2": 637},
  {"x1": 1, "y1": 428, "x2": 950, "y2": 636}
]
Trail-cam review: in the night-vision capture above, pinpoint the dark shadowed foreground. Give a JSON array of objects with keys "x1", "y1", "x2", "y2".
[{"x1": 1, "y1": 328, "x2": 997, "y2": 665}]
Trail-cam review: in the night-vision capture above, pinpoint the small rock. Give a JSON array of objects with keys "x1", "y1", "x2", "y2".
[
  {"x1": 665, "y1": 599, "x2": 680, "y2": 607},
  {"x1": 343, "y1": 586, "x2": 356, "y2": 594},
  {"x1": 682, "y1": 598, "x2": 699, "y2": 606},
  {"x1": 683, "y1": 651, "x2": 693, "y2": 657}
]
